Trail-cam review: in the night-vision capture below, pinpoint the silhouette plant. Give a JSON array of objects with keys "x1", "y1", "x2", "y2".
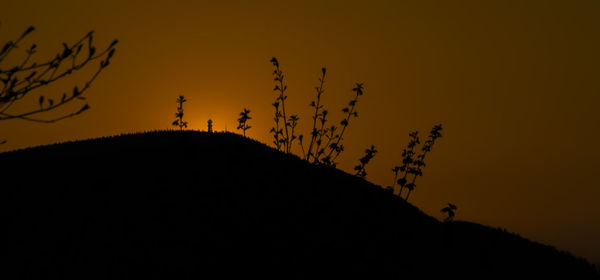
[
  {"x1": 403, "y1": 124, "x2": 443, "y2": 201},
  {"x1": 208, "y1": 119, "x2": 213, "y2": 133},
  {"x1": 270, "y1": 57, "x2": 296, "y2": 153},
  {"x1": 441, "y1": 202, "x2": 457, "y2": 222},
  {"x1": 270, "y1": 100, "x2": 283, "y2": 150},
  {"x1": 288, "y1": 114, "x2": 299, "y2": 149},
  {"x1": 386, "y1": 166, "x2": 402, "y2": 193},
  {"x1": 267, "y1": 58, "x2": 365, "y2": 167},
  {"x1": 237, "y1": 108, "x2": 252, "y2": 137},
  {"x1": 319, "y1": 83, "x2": 364, "y2": 166},
  {"x1": 0, "y1": 25, "x2": 117, "y2": 142},
  {"x1": 393, "y1": 131, "x2": 420, "y2": 197},
  {"x1": 310, "y1": 112, "x2": 333, "y2": 164},
  {"x1": 304, "y1": 67, "x2": 327, "y2": 162},
  {"x1": 354, "y1": 145, "x2": 377, "y2": 178},
  {"x1": 172, "y1": 95, "x2": 187, "y2": 131}
]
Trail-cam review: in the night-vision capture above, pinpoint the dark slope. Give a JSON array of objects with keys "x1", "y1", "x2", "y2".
[{"x1": 1, "y1": 131, "x2": 598, "y2": 279}]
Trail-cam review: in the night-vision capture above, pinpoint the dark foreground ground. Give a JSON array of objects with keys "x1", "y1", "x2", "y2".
[{"x1": 2, "y1": 131, "x2": 598, "y2": 279}]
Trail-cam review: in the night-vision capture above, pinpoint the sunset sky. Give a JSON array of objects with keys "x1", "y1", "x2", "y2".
[{"x1": 2, "y1": 0, "x2": 599, "y2": 263}]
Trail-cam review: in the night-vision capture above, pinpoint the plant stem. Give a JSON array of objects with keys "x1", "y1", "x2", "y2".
[
  {"x1": 312, "y1": 117, "x2": 330, "y2": 164},
  {"x1": 277, "y1": 79, "x2": 290, "y2": 153},
  {"x1": 307, "y1": 70, "x2": 326, "y2": 161},
  {"x1": 391, "y1": 169, "x2": 399, "y2": 194},
  {"x1": 328, "y1": 94, "x2": 359, "y2": 163}
]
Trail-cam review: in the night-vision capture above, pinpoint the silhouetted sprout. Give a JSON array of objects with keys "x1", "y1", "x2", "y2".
[
  {"x1": 172, "y1": 95, "x2": 187, "y2": 131},
  {"x1": 322, "y1": 83, "x2": 364, "y2": 166},
  {"x1": 404, "y1": 124, "x2": 443, "y2": 201},
  {"x1": 441, "y1": 202, "x2": 457, "y2": 222},
  {"x1": 305, "y1": 67, "x2": 327, "y2": 162},
  {"x1": 269, "y1": 101, "x2": 283, "y2": 150},
  {"x1": 395, "y1": 131, "x2": 420, "y2": 197},
  {"x1": 288, "y1": 115, "x2": 299, "y2": 149},
  {"x1": 266, "y1": 59, "x2": 367, "y2": 167},
  {"x1": 208, "y1": 119, "x2": 213, "y2": 133},
  {"x1": 0, "y1": 25, "x2": 117, "y2": 143},
  {"x1": 270, "y1": 57, "x2": 297, "y2": 153},
  {"x1": 237, "y1": 108, "x2": 252, "y2": 137},
  {"x1": 316, "y1": 125, "x2": 339, "y2": 166},
  {"x1": 354, "y1": 145, "x2": 377, "y2": 178},
  {"x1": 386, "y1": 166, "x2": 402, "y2": 193},
  {"x1": 297, "y1": 134, "x2": 307, "y2": 158},
  {"x1": 312, "y1": 110, "x2": 336, "y2": 164}
]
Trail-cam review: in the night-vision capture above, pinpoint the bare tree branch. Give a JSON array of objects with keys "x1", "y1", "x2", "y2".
[{"x1": 0, "y1": 25, "x2": 118, "y2": 124}]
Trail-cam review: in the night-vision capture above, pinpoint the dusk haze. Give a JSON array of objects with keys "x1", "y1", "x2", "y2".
[{"x1": 2, "y1": 0, "x2": 599, "y2": 278}]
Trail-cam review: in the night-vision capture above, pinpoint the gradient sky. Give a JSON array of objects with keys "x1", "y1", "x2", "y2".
[{"x1": 2, "y1": 0, "x2": 599, "y2": 264}]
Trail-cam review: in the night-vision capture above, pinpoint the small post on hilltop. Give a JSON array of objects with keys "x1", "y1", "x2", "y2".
[{"x1": 208, "y1": 119, "x2": 213, "y2": 133}]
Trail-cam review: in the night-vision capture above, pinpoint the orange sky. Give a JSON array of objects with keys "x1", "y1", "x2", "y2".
[{"x1": 2, "y1": 0, "x2": 599, "y2": 264}]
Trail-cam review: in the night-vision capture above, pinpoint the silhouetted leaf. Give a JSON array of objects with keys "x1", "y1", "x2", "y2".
[
  {"x1": 100, "y1": 60, "x2": 109, "y2": 68},
  {"x1": 1, "y1": 41, "x2": 13, "y2": 55},
  {"x1": 61, "y1": 43, "x2": 72, "y2": 58},
  {"x1": 78, "y1": 104, "x2": 90, "y2": 113},
  {"x1": 107, "y1": 48, "x2": 115, "y2": 59},
  {"x1": 397, "y1": 177, "x2": 407, "y2": 186},
  {"x1": 28, "y1": 44, "x2": 37, "y2": 54},
  {"x1": 21, "y1": 26, "x2": 35, "y2": 38}
]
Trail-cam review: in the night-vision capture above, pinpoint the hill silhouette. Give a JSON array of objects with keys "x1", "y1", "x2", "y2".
[{"x1": 2, "y1": 131, "x2": 598, "y2": 279}]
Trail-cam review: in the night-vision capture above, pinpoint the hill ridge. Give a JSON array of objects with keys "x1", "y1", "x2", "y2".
[{"x1": 2, "y1": 130, "x2": 598, "y2": 279}]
